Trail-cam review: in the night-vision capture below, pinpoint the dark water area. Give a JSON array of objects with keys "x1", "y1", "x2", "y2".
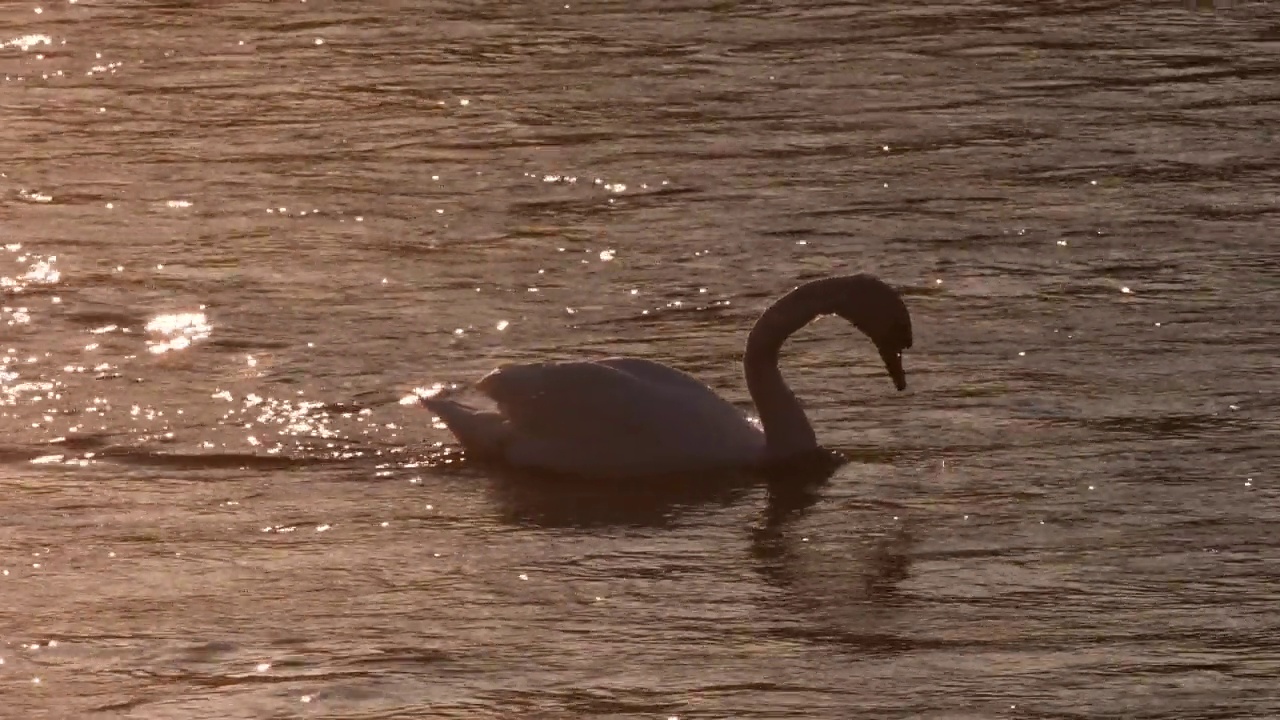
[{"x1": 2, "y1": 1, "x2": 1278, "y2": 717}]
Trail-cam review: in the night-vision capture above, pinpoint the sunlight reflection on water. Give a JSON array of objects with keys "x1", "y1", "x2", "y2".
[{"x1": 144, "y1": 311, "x2": 212, "y2": 355}]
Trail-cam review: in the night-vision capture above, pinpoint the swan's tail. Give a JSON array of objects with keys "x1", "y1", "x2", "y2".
[{"x1": 420, "y1": 397, "x2": 510, "y2": 458}]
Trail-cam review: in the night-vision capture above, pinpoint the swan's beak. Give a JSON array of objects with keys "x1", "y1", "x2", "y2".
[{"x1": 879, "y1": 346, "x2": 907, "y2": 391}]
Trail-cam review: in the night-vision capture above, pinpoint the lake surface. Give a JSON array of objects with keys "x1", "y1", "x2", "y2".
[{"x1": 3, "y1": 1, "x2": 1279, "y2": 717}]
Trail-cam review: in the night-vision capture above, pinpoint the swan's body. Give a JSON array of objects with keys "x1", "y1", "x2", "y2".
[
  {"x1": 422, "y1": 274, "x2": 913, "y2": 478},
  {"x1": 426, "y1": 357, "x2": 767, "y2": 475}
]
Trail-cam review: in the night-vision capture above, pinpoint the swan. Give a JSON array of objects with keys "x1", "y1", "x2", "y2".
[{"x1": 420, "y1": 274, "x2": 913, "y2": 478}]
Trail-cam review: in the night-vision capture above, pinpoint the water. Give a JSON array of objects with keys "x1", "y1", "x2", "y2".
[{"x1": 3, "y1": 1, "x2": 1279, "y2": 717}]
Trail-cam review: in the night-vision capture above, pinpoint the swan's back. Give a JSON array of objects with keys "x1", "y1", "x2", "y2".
[{"x1": 470, "y1": 358, "x2": 764, "y2": 476}]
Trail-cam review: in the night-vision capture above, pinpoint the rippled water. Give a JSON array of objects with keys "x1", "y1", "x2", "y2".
[{"x1": 3, "y1": 1, "x2": 1279, "y2": 717}]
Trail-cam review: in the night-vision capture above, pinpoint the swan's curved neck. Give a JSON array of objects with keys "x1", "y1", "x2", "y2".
[{"x1": 743, "y1": 281, "x2": 833, "y2": 460}]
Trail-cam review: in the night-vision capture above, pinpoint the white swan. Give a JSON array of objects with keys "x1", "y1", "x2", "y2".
[{"x1": 421, "y1": 274, "x2": 913, "y2": 478}]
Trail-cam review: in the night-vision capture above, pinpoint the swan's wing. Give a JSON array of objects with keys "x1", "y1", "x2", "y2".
[
  {"x1": 593, "y1": 357, "x2": 734, "y2": 401},
  {"x1": 476, "y1": 359, "x2": 706, "y2": 433},
  {"x1": 473, "y1": 358, "x2": 762, "y2": 472},
  {"x1": 477, "y1": 358, "x2": 742, "y2": 430},
  {"x1": 591, "y1": 356, "x2": 760, "y2": 427}
]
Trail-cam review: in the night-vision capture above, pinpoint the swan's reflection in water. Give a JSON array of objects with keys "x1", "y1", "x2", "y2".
[
  {"x1": 418, "y1": 445, "x2": 923, "y2": 660},
  {"x1": 756, "y1": 455, "x2": 915, "y2": 592},
  {"x1": 463, "y1": 447, "x2": 921, "y2": 654},
  {"x1": 479, "y1": 463, "x2": 761, "y2": 529},
  {"x1": 752, "y1": 449, "x2": 926, "y2": 656},
  {"x1": 460, "y1": 448, "x2": 845, "y2": 530}
]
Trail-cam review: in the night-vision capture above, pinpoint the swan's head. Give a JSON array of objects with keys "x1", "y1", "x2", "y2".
[{"x1": 831, "y1": 275, "x2": 913, "y2": 391}]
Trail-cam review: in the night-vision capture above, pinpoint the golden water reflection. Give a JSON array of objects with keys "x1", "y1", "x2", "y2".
[{"x1": 144, "y1": 311, "x2": 212, "y2": 355}]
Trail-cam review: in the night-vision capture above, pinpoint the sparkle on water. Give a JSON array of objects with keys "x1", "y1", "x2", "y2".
[{"x1": 144, "y1": 312, "x2": 213, "y2": 354}]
